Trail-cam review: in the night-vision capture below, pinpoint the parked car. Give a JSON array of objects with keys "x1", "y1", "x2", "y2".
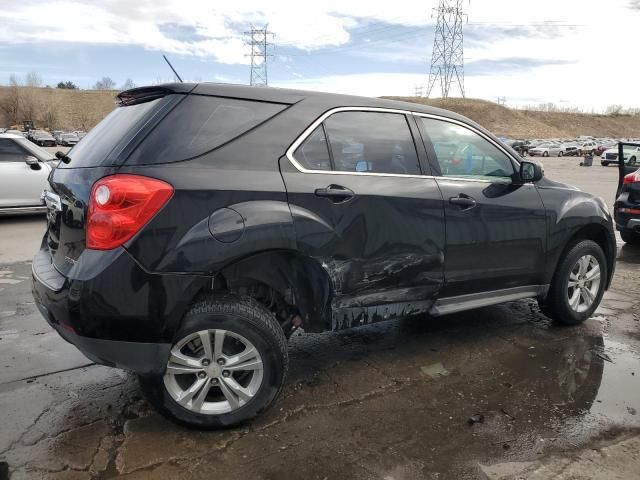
[
  {"x1": 32, "y1": 84, "x2": 616, "y2": 428},
  {"x1": 0, "y1": 133, "x2": 56, "y2": 214},
  {"x1": 509, "y1": 140, "x2": 530, "y2": 156},
  {"x1": 58, "y1": 133, "x2": 80, "y2": 147},
  {"x1": 601, "y1": 146, "x2": 640, "y2": 166},
  {"x1": 529, "y1": 143, "x2": 567, "y2": 157},
  {"x1": 614, "y1": 143, "x2": 640, "y2": 244},
  {"x1": 577, "y1": 141, "x2": 597, "y2": 156},
  {"x1": 31, "y1": 130, "x2": 56, "y2": 147}
]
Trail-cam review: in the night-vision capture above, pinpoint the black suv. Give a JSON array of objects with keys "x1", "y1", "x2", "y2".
[{"x1": 33, "y1": 84, "x2": 616, "y2": 428}]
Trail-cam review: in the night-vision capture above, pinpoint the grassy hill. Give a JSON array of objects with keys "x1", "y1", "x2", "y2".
[
  {"x1": 386, "y1": 97, "x2": 640, "y2": 139},
  {"x1": 1, "y1": 86, "x2": 639, "y2": 139},
  {"x1": 0, "y1": 86, "x2": 116, "y2": 130}
]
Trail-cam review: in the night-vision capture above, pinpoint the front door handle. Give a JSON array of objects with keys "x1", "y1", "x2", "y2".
[
  {"x1": 449, "y1": 195, "x2": 476, "y2": 209},
  {"x1": 315, "y1": 185, "x2": 355, "y2": 203}
]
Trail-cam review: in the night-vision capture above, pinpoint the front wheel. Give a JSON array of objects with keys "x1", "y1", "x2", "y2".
[
  {"x1": 558, "y1": 151, "x2": 564, "y2": 157},
  {"x1": 601, "y1": 161, "x2": 609, "y2": 166},
  {"x1": 539, "y1": 240, "x2": 607, "y2": 325},
  {"x1": 140, "y1": 295, "x2": 288, "y2": 429},
  {"x1": 543, "y1": 151, "x2": 549, "y2": 157}
]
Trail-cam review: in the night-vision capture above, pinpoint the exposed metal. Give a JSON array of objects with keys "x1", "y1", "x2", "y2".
[
  {"x1": 163, "y1": 329, "x2": 264, "y2": 414},
  {"x1": 244, "y1": 25, "x2": 274, "y2": 87},
  {"x1": 426, "y1": 0, "x2": 466, "y2": 99}
]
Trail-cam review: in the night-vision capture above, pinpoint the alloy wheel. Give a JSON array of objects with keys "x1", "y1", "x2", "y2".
[
  {"x1": 163, "y1": 329, "x2": 264, "y2": 414},
  {"x1": 566, "y1": 254, "x2": 601, "y2": 313}
]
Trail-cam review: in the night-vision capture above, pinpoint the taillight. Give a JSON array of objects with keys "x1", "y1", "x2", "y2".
[
  {"x1": 623, "y1": 171, "x2": 640, "y2": 185},
  {"x1": 87, "y1": 174, "x2": 173, "y2": 250}
]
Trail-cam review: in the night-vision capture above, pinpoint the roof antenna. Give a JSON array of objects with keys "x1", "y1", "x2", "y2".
[{"x1": 162, "y1": 54, "x2": 183, "y2": 83}]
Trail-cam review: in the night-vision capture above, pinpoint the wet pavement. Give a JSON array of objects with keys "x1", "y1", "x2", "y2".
[{"x1": 1, "y1": 159, "x2": 639, "y2": 479}]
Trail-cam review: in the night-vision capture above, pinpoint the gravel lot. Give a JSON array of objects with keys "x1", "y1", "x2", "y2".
[{"x1": 0, "y1": 157, "x2": 638, "y2": 479}]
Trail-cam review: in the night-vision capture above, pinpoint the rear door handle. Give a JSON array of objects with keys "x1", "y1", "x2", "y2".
[
  {"x1": 449, "y1": 195, "x2": 476, "y2": 209},
  {"x1": 315, "y1": 185, "x2": 355, "y2": 203}
]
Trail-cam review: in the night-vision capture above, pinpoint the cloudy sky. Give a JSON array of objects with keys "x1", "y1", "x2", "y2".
[{"x1": 0, "y1": 0, "x2": 638, "y2": 111}]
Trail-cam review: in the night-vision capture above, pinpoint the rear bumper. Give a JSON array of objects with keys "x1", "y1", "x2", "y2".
[
  {"x1": 31, "y1": 245, "x2": 207, "y2": 374},
  {"x1": 35, "y1": 300, "x2": 169, "y2": 375}
]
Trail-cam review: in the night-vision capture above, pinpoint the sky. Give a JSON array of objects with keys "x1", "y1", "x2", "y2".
[{"x1": 0, "y1": 0, "x2": 638, "y2": 112}]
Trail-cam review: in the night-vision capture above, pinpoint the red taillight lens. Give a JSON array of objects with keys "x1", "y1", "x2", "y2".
[
  {"x1": 623, "y1": 171, "x2": 640, "y2": 185},
  {"x1": 87, "y1": 174, "x2": 173, "y2": 250}
]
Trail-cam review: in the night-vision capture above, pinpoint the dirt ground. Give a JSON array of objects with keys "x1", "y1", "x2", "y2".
[{"x1": 0, "y1": 158, "x2": 639, "y2": 479}]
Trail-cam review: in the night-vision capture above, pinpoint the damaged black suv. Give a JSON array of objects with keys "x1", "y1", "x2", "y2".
[{"x1": 33, "y1": 84, "x2": 616, "y2": 428}]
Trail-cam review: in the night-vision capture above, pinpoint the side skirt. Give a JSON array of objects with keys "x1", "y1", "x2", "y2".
[{"x1": 429, "y1": 285, "x2": 549, "y2": 317}]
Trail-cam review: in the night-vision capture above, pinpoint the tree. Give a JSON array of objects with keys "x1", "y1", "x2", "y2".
[
  {"x1": 0, "y1": 74, "x2": 22, "y2": 124},
  {"x1": 57, "y1": 81, "x2": 78, "y2": 90},
  {"x1": 25, "y1": 71, "x2": 43, "y2": 87},
  {"x1": 605, "y1": 104, "x2": 623, "y2": 116},
  {"x1": 93, "y1": 77, "x2": 116, "y2": 90},
  {"x1": 121, "y1": 78, "x2": 136, "y2": 90}
]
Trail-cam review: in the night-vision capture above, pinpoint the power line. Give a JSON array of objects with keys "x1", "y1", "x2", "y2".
[
  {"x1": 244, "y1": 25, "x2": 274, "y2": 87},
  {"x1": 426, "y1": 0, "x2": 466, "y2": 99}
]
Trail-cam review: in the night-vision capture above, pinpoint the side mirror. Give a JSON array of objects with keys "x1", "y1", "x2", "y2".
[
  {"x1": 520, "y1": 160, "x2": 543, "y2": 183},
  {"x1": 55, "y1": 151, "x2": 65, "y2": 159},
  {"x1": 25, "y1": 156, "x2": 41, "y2": 170}
]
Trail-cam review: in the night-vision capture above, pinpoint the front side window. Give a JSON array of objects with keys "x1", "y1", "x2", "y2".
[
  {"x1": 323, "y1": 111, "x2": 421, "y2": 175},
  {"x1": 0, "y1": 139, "x2": 28, "y2": 162},
  {"x1": 419, "y1": 117, "x2": 515, "y2": 182}
]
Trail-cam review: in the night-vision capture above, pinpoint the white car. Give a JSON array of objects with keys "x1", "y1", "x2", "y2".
[
  {"x1": 577, "y1": 141, "x2": 597, "y2": 156},
  {"x1": 529, "y1": 143, "x2": 566, "y2": 157},
  {"x1": 601, "y1": 146, "x2": 640, "y2": 166},
  {"x1": 0, "y1": 133, "x2": 57, "y2": 214}
]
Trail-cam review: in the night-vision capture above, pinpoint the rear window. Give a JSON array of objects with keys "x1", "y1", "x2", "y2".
[
  {"x1": 60, "y1": 97, "x2": 165, "y2": 168},
  {"x1": 125, "y1": 95, "x2": 287, "y2": 165}
]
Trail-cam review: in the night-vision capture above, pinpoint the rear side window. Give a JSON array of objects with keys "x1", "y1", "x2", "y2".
[
  {"x1": 294, "y1": 126, "x2": 332, "y2": 170},
  {"x1": 126, "y1": 95, "x2": 287, "y2": 165},
  {"x1": 61, "y1": 97, "x2": 164, "y2": 168},
  {"x1": 294, "y1": 111, "x2": 421, "y2": 175}
]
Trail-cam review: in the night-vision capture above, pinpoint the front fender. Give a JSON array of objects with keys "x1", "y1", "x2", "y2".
[{"x1": 538, "y1": 183, "x2": 615, "y2": 286}]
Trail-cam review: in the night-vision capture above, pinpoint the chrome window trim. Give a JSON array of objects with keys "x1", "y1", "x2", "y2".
[{"x1": 284, "y1": 106, "x2": 520, "y2": 184}]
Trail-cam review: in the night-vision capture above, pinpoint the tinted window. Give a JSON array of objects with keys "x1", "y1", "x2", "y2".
[
  {"x1": 127, "y1": 95, "x2": 287, "y2": 165},
  {"x1": 61, "y1": 97, "x2": 163, "y2": 168},
  {"x1": 419, "y1": 118, "x2": 515, "y2": 181},
  {"x1": 323, "y1": 112, "x2": 421, "y2": 175},
  {"x1": 294, "y1": 126, "x2": 332, "y2": 170},
  {"x1": 0, "y1": 139, "x2": 27, "y2": 161}
]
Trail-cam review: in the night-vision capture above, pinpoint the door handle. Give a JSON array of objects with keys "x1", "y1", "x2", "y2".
[
  {"x1": 449, "y1": 195, "x2": 476, "y2": 209},
  {"x1": 314, "y1": 185, "x2": 355, "y2": 203}
]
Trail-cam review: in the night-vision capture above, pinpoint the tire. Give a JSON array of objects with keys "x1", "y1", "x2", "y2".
[
  {"x1": 558, "y1": 151, "x2": 564, "y2": 157},
  {"x1": 630, "y1": 156, "x2": 637, "y2": 166},
  {"x1": 591, "y1": 150, "x2": 596, "y2": 156},
  {"x1": 621, "y1": 229, "x2": 640, "y2": 245},
  {"x1": 140, "y1": 294, "x2": 288, "y2": 429},
  {"x1": 543, "y1": 151, "x2": 549, "y2": 157},
  {"x1": 601, "y1": 161, "x2": 609, "y2": 167},
  {"x1": 539, "y1": 240, "x2": 607, "y2": 325}
]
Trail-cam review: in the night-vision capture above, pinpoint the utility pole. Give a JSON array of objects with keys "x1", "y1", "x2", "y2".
[
  {"x1": 244, "y1": 25, "x2": 274, "y2": 87},
  {"x1": 496, "y1": 96, "x2": 507, "y2": 106},
  {"x1": 426, "y1": 0, "x2": 466, "y2": 99},
  {"x1": 413, "y1": 85, "x2": 424, "y2": 97}
]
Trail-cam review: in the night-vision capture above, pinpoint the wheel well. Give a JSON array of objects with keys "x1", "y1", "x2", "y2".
[
  {"x1": 209, "y1": 250, "x2": 333, "y2": 335},
  {"x1": 557, "y1": 223, "x2": 614, "y2": 288}
]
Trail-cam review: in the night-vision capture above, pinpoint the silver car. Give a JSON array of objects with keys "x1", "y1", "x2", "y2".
[{"x1": 0, "y1": 133, "x2": 57, "y2": 214}]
